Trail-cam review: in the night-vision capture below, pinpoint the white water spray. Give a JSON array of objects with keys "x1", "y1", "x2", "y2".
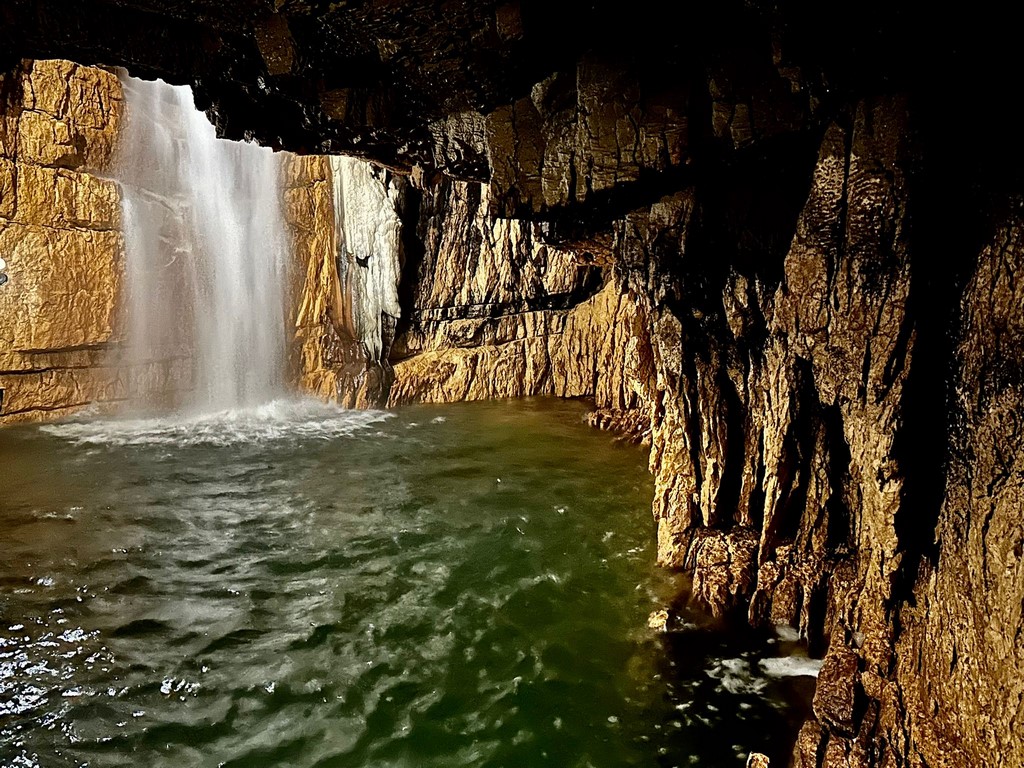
[{"x1": 115, "y1": 75, "x2": 289, "y2": 413}]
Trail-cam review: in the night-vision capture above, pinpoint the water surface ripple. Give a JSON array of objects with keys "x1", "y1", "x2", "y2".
[{"x1": 0, "y1": 399, "x2": 813, "y2": 767}]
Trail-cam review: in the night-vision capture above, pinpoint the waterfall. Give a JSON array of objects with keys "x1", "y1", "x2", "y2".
[
  {"x1": 115, "y1": 75, "x2": 289, "y2": 413},
  {"x1": 329, "y1": 156, "x2": 402, "y2": 360}
]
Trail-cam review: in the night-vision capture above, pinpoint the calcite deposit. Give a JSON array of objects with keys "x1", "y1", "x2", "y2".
[{"x1": 285, "y1": 153, "x2": 401, "y2": 408}]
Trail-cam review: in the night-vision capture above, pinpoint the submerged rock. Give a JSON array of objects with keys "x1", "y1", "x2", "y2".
[{"x1": 647, "y1": 609, "x2": 670, "y2": 632}]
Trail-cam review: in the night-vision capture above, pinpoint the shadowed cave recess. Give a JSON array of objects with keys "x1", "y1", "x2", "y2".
[{"x1": 2, "y1": 1, "x2": 1024, "y2": 766}]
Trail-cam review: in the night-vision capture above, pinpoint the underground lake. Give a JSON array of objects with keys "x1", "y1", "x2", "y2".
[{"x1": 0, "y1": 397, "x2": 818, "y2": 767}]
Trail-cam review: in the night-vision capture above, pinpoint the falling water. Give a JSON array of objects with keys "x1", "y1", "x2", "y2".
[{"x1": 114, "y1": 75, "x2": 289, "y2": 413}]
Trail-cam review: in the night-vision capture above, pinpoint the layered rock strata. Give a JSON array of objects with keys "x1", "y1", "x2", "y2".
[
  {"x1": 378, "y1": 95, "x2": 1024, "y2": 767},
  {"x1": 0, "y1": 60, "x2": 126, "y2": 423},
  {"x1": 389, "y1": 173, "x2": 654, "y2": 434},
  {"x1": 287, "y1": 154, "x2": 406, "y2": 408},
  {"x1": 883, "y1": 212, "x2": 1024, "y2": 767},
  {"x1": 285, "y1": 154, "x2": 391, "y2": 408}
]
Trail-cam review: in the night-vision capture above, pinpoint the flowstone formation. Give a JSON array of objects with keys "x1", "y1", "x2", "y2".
[{"x1": 2, "y1": 2, "x2": 1023, "y2": 765}]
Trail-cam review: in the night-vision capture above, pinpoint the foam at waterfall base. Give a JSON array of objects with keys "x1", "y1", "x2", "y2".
[{"x1": 40, "y1": 398, "x2": 391, "y2": 447}]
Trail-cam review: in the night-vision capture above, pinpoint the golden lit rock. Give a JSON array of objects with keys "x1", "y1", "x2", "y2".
[{"x1": 0, "y1": 60, "x2": 124, "y2": 424}]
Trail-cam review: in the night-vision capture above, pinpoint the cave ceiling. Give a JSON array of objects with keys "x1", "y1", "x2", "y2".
[{"x1": 1, "y1": 1, "x2": 1017, "y2": 190}]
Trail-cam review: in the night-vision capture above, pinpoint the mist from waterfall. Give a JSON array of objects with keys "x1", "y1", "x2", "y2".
[{"x1": 114, "y1": 74, "x2": 289, "y2": 413}]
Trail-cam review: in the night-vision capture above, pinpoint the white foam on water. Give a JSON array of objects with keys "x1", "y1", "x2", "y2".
[
  {"x1": 40, "y1": 399, "x2": 392, "y2": 448},
  {"x1": 707, "y1": 651, "x2": 822, "y2": 696},
  {"x1": 758, "y1": 655, "x2": 823, "y2": 679},
  {"x1": 773, "y1": 624, "x2": 802, "y2": 642},
  {"x1": 707, "y1": 657, "x2": 768, "y2": 695}
]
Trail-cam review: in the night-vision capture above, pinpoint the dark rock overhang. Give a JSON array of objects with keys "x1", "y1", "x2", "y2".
[{"x1": 2, "y1": 1, "x2": 1020, "y2": 218}]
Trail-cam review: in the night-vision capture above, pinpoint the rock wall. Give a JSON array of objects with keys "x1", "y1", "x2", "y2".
[
  {"x1": 884, "y1": 213, "x2": 1024, "y2": 768},
  {"x1": 285, "y1": 154, "x2": 404, "y2": 408},
  {"x1": 389, "y1": 173, "x2": 655, "y2": 439},
  {"x1": 284, "y1": 154, "x2": 381, "y2": 407},
  {"x1": 0, "y1": 60, "x2": 125, "y2": 424},
  {"x1": 381, "y1": 95, "x2": 1024, "y2": 766},
  {"x1": 606, "y1": 99, "x2": 919, "y2": 765},
  {"x1": 248, "y1": 58, "x2": 1024, "y2": 765}
]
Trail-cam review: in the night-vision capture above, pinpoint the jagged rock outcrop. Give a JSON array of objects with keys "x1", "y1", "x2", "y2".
[
  {"x1": 882, "y1": 213, "x2": 1024, "y2": 768},
  {"x1": 380, "y1": 92, "x2": 1024, "y2": 767},
  {"x1": 638, "y1": 99, "x2": 913, "y2": 654}
]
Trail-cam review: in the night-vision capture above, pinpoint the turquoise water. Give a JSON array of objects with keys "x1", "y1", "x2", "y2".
[{"x1": 0, "y1": 398, "x2": 814, "y2": 767}]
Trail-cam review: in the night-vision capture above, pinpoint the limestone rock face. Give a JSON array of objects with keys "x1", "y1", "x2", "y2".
[
  {"x1": 813, "y1": 648, "x2": 862, "y2": 737},
  {"x1": 388, "y1": 174, "x2": 655, "y2": 421},
  {"x1": 376, "y1": 81, "x2": 1024, "y2": 766},
  {"x1": 655, "y1": 99, "x2": 913, "y2": 658},
  {"x1": 0, "y1": 60, "x2": 125, "y2": 424},
  {"x1": 323, "y1": 84, "x2": 1024, "y2": 766},
  {"x1": 287, "y1": 154, "x2": 373, "y2": 407},
  {"x1": 885, "y1": 214, "x2": 1024, "y2": 768},
  {"x1": 580, "y1": 96, "x2": 948, "y2": 763}
]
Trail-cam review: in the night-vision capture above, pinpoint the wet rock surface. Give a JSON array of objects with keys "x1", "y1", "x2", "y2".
[
  {"x1": 382, "y1": 94, "x2": 1024, "y2": 766},
  {"x1": 0, "y1": 60, "x2": 126, "y2": 423},
  {"x1": 285, "y1": 154, "x2": 402, "y2": 408},
  {"x1": 886, "y1": 213, "x2": 1024, "y2": 768}
]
